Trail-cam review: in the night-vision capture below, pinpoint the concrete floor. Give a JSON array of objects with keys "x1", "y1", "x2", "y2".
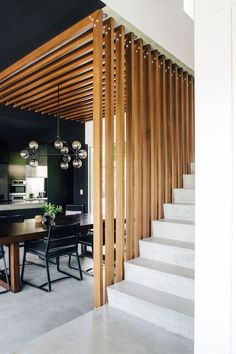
[
  {"x1": 0, "y1": 253, "x2": 94, "y2": 354},
  {"x1": 10, "y1": 305, "x2": 194, "y2": 354}
]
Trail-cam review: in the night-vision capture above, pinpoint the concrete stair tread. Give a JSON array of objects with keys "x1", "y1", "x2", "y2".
[
  {"x1": 109, "y1": 280, "x2": 194, "y2": 317},
  {"x1": 164, "y1": 203, "x2": 195, "y2": 222},
  {"x1": 159, "y1": 219, "x2": 195, "y2": 225},
  {"x1": 126, "y1": 257, "x2": 194, "y2": 279},
  {"x1": 11, "y1": 305, "x2": 194, "y2": 354},
  {"x1": 141, "y1": 236, "x2": 194, "y2": 250}
]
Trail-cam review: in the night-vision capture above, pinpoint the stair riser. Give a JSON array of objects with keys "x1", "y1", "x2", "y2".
[
  {"x1": 173, "y1": 189, "x2": 195, "y2": 204},
  {"x1": 164, "y1": 204, "x2": 195, "y2": 221},
  {"x1": 190, "y1": 162, "x2": 195, "y2": 174},
  {"x1": 125, "y1": 263, "x2": 194, "y2": 301},
  {"x1": 140, "y1": 240, "x2": 195, "y2": 269},
  {"x1": 152, "y1": 220, "x2": 195, "y2": 243},
  {"x1": 108, "y1": 288, "x2": 194, "y2": 340},
  {"x1": 183, "y1": 175, "x2": 195, "y2": 189}
]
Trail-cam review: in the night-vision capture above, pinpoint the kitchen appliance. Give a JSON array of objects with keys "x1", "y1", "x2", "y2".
[{"x1": 9, "y1": 180, "x2": 26, "y2": 202}]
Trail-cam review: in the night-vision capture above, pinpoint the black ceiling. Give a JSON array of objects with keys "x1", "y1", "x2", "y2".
[
  {"x1": 0, "y1": 0, "x2": 104, "y2": 71},
  {"x1": 0, "y1": 0, "x2": 104, "y2": 140}
]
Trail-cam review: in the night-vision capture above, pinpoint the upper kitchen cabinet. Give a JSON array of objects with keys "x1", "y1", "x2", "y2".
[{"x1": 26, "y1": 165, "x2": 47, "y2": 178}]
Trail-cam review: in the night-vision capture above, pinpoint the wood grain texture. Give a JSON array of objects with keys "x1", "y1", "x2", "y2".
[
  {"x1": 150, "y1": 51, "x2": 159, "y2": 221},
  {"x1": 183, "y1": 72, "x2": 190, "y2": 173},
  {"x1": 133, "y1": 39, "x2": 143, "y2": 256},
  {"x1": 142, "y1": 45, "x2": 152, "y2": 238},
  {"x1": 157, "y1": 55, "x2": 165, "y2": 219},
  {"x1": 125, "y1": 33, "x2": 135, "y2": 261},
  {"x1": 104, "y1": 18, "x2": 115, "y2": 293},
  {"x1": 115, "y1": 25, "x2": 125, "y2": 282},
  {"x1": 92, "y1": 10, "x2": 104, "y2": 308}
]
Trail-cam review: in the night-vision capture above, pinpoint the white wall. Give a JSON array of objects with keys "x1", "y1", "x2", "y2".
[
  {"x1": 103, "y1": 0, "x2": 194, "y2": 70},
  {"x1": 195, "y1": 1, "x2": 236, "y2": 353}
]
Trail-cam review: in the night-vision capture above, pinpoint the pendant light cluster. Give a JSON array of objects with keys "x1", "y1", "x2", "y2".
[{"x1": 20, "y1": 85, "x2": 87, "y2": 169}]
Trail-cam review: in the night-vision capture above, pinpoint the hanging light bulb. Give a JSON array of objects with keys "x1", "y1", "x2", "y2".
[
  {"x1": 78, "y1": 149, "x2": 87, "y2": 160},
  {"x1": 60, "y1": 161, "x2": 69, "y2": 170},
  {"x1": 54, "y1": 138, "x2": 63, "y2": 150},
  {"x1": 61, "y1": 146, "x2": 69, "y2": 154},
  {"x1": 20, "y1": 149, "x2": 29, "y2": 159},
  {"x1": 63, "y1": 154, "x2": 71, "y2": 163},
  {"x1": 72, "y1": 141, "x2": 81, "y2": 151},
  {"x1": 29, "y1": 159, "x2": 39, "y2": 167},
  {"x1": 29, "y1": 141, "x2": 38, "y2": 150},
  {"x1": 73, "y1": 159, "x2": 82, "y2": 168}
]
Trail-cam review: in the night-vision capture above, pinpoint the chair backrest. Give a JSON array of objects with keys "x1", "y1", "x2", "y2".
[
  {"x1": 65, "y1": 204, "x2": 85, "y2": 215},
  {"x1": 0, "y1": 245, "x2": 4, "y2": 259},
  {"x1": 0, "y1": 214, "x2": 25, "y2": 224},
  {"x1": 45, "y1": 222, "x2": 79, "y2": 257}
]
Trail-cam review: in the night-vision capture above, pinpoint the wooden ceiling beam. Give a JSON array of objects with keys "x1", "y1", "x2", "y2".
[
  {"x1": 0, "y1": 30, "x2": 93, "y2": 91},
  {"x1": 4, "y1": 67, "x2": 94, "y2": 106},
  {"x1": 0, "y1": 41, "x2": 94, "y2": 97},
  {"x1": 0, "y1": 51, "x2": 95, "y2": 102},
  {"x1": 0, "y1": 10, "x2": 101, "y2": 82}
]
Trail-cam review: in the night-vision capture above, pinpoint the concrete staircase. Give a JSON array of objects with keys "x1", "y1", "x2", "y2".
[
  {"x1": 108, "y1": 163, "x2": 195, "y2": 342},
  {"x1": 13, "y1": 163, "x2": 195, "y2": 354}
]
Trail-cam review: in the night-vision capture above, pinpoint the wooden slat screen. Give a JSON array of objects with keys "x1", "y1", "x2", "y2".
[{"x1": 0, "y1": 10, "x2": 194, "y2": 307}]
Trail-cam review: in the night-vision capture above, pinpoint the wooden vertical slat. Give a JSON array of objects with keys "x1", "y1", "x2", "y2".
[
  {"x1": 93, "y1": 10, "x2": 103, "y2": 308},
  {"x1": 178, "y1": 68, "x2": 185, "y2": 181},
  {"x1": 142, "y1": 45, "x2": 152, "y2": 238},
  {"x1": 104, "y1": 18, "x2": 115, "y2": 292},
  {"x1": 183, "y1": 71, "x2": 190, "y2": 172},
  {"x1": 133, "y1": 38, "x2": 143, "y2": 256},
  {"x1": 173, "y1": 64, "x2": 181, "y2": 188},
  {"x1": 170, "y1": 64, "x2": 177, "y2": 191},
  {"x1": 189, "y1": 75, "x2": 194, "y2": 163},
  {"x1": 115, "y1": 25, "x2": 125, "y2": 282},
  {"x1": 125, "y1": 33, "x2": 135, "y2": 261},
  {"x1": 164, "y1": 60, "x2": 172, "y2": 203},
  {"x1": 157, "y1": 55, "x2": 165, "y2": 218},
  {"x1": 151, "y1": 50, "x2": 159, "y2": 221}
]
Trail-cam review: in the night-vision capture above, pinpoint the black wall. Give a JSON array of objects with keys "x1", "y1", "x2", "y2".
[{"x1": 0, "y1": 105, "x2": 88, "y2": 211}]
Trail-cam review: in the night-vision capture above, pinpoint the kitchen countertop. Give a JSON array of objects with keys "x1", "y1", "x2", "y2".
[{"x1": 0, "y1": 200, "x2": 47, "y2": 211}]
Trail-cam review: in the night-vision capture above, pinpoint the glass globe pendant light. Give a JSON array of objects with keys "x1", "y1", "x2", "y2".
[
  {"x1": 29, "y1": 141, "x2": 38, "y2": 150},
  {"x1": 20, "y1": 84, "x2": 88, "y2": 170},
  {"x1": 73, "y1": 159, "x2": 82, "y2": 168},
  {"x1": 78, "y1": 149, "x2": 87, "y2": 160},
  {"x1": 20, "y1": 149, "x2": 29, "y2": 159},
  {"x1": 60, "y1": 161, "x2": 69, "y2": 170},
  {"x1": 54, "y1": 85, "x2": 64, "y2": 150},
  {"x1": 29, "y1": 159, "x2": 39, "y2": 167}
]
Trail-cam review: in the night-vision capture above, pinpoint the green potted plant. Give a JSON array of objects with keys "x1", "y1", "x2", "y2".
[{"x1": 42, "y1": 203, "x2": 63, "y2": 224}]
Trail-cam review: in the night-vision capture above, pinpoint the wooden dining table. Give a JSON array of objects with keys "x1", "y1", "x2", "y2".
[{"x1": 0, "y1": 213, "x2": 94, "y2": 293}]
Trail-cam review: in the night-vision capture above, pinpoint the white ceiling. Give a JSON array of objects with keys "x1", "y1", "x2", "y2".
[{"x1": 103, "y1": 0, "x2": 194, "y2": 70}]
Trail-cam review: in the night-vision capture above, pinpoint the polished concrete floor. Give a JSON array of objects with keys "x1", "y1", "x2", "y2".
[
  {"x1": 0, "y1": 253, "x2": 94, "y2": 354},
  {"x1": 11, "y1": 305, "x2": 194, "y2": 354}
]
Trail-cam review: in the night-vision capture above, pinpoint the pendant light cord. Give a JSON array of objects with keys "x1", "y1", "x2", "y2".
[{"x1": 57, "y1": 84, "x2": 60, "y2": 138}]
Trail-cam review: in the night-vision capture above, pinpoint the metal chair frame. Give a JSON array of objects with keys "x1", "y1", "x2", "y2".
[
  {"x1": 0, "y1": 245, "x2": 10, "y2": 294},
  {"x1": 21, "y1": 222, "x2": 83, "y2": 292}
]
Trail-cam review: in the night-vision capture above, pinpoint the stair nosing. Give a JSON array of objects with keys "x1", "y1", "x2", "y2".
[
  {"x1": 109, "y1": 280, "x2": 194, "y2": 317},
  {"x1": 125, "y1": 257, "x2": 195, "y2": 279}
]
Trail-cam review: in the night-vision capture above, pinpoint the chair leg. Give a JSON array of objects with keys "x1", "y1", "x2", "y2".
[
  {"x1": 45, "y1": 259, "x2": 51, "y2": 292},
  {"x1": 76, "y1": 250, "x2": 83, "y2": 280},
  {"x1": 21, "y1": 249, "x2": 27, "y2": 283},
  {"x1": 68, "y1": 253, "x2": 72, "y2": 269},
  {"x1": 2, "y1": 250, "x2": 10, "y2": 291}
]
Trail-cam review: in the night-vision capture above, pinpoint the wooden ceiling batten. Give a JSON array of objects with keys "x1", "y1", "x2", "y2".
[{"x1": 0, "y1": 9, "x2": 192, "y2": 125}]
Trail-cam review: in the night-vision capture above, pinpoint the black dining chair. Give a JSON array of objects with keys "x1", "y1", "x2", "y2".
[
  {"x1": 21, "y1": 222, "x2": 83, "y2": 292},
  {"x1": 65, "y1": 204, "x2": 85, "y2": 215},
  {"x1": 0, "y1": 214, "x2": 25, "y2": 224},
  {"x1": 0, "y1": 245, "x2": 10, "y2": 294}
]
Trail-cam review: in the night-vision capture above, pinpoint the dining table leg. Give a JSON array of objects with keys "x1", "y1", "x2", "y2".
[{"x1": 10, "y1": 242, "x2": 20, "y2": 293}]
